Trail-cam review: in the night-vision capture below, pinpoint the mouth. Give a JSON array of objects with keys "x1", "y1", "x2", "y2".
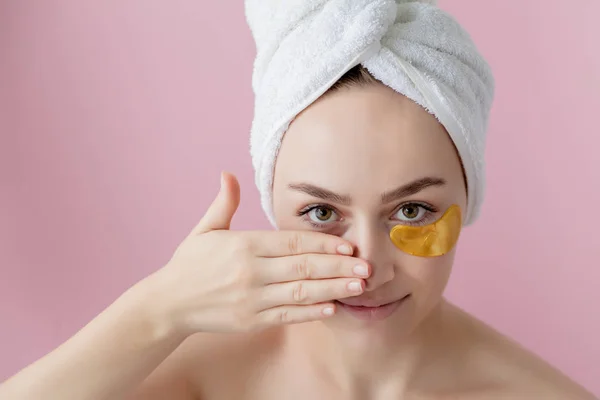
[{"x1": 335, "y1": 294, "x2": 411, "y2": 321}]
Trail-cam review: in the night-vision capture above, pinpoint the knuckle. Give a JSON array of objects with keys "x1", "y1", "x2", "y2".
[
  {"x1": 292, "y1": 282, "x2": 308, "y2": 303},
  {"x1": 288, "y1": 233, "x2": 303, "y2": 254},
  {"x1": 292, "y1": 256, "x2": 312, "y2": 279},
  {"x1": 277, "y1": 309, "x2": 292, "y2": 324},
  {"x1": 318, "y1": 238, "x2": 327, "y2": 254}
]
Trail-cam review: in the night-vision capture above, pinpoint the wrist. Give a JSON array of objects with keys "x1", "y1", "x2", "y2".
[{"x1": 122, "y1": 269, "x2": 190, "y2": 346}]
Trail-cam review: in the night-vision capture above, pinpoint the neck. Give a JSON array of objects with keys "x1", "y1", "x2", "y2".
[{"x1": 288, "y1": 300, "x2": 453, "y2": 396}]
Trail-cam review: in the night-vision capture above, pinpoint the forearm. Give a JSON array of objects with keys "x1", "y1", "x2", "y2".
[{"x1": 0, "y1": 275, "x2": 186, "y2": 400}]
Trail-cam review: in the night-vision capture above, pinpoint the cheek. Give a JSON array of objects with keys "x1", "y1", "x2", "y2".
[{"x1": 399, "y1": 250, "x2": 455, "y2": 301}]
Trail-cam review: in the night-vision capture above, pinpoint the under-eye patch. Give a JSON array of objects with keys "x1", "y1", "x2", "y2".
[{"x1": 390, "y1": 204, "x2": 462, "y2": 257}]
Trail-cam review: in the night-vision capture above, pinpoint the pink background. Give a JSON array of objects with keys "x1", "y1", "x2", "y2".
[{"x1": 1, "y1": 0, "x2": 599, "y2": 394}]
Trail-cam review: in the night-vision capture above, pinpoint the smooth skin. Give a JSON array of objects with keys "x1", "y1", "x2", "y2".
[{"x1": 1, "y1": 83, "x2": 596, "y2": 400}]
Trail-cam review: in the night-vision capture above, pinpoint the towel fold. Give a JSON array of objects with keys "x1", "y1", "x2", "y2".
[{"x1": 245, "y1": 0, "x2": 495, "y2": 226}]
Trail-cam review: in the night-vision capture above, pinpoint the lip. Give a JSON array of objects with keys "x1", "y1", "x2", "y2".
[{"x1": 336, "y1": 294, "x2": 410, "y2": 321}]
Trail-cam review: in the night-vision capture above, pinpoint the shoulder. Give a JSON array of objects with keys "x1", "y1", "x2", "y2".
[
  {"x1": 131, "y1": 327, "x2": 284, "y2": 399},
  {"x1": 445, "y1": 303, "x2": 596, "y2": 399},
  {"x1": 169, "y1": 327, "x2": 286, "y2": 397},
  {"x1": 184, "y1": 326, "x2": 285, "y2": 373},
  {"x1": 487, "y1": 344, "x2": 596, "y2": 399}
]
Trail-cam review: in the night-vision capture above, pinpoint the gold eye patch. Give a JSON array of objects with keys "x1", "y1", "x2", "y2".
[{"x1": 389, "y1": 204, "x2": 462, "y2": 257}]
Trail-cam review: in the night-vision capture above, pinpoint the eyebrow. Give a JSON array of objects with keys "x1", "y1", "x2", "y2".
[
  {"x1": 288, "y1": 177, "x2": 446, "y2": 206},
  {"x1": 380, "y1": 177, "x2": 446, "y2": 203},
  {"x1": 288, "y1": 183, "x2": 352, "y2": 205}
]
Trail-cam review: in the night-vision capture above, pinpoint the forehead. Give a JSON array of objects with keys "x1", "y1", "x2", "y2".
[{"x1": 274, "y1": 83, "x2": 462, "y2": 191}]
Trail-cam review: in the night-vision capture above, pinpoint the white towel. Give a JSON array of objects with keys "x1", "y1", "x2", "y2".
[{"x1": 245, "y1": 0, "x2": 495, "y2": 226}]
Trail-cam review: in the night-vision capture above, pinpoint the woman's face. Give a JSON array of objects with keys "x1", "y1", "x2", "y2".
[{"x1": 272, "y1": 82, "x2": 467, "y2": 334}]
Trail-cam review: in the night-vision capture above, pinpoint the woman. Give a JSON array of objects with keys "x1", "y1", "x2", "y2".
[{"x1": 1, "y1": 1, "x2": 596, "y2": 399}]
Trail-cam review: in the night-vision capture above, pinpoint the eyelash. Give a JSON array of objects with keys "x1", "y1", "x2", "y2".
[
  {"x1": 296, "y1": 202, "x2": 439, "y2": 228},
  {"x1": 393, "y1": 202, "x2": 438, "y2": 226},
  {"x1": 296, "y1": 205, "x2": 338, "y2": 229}
]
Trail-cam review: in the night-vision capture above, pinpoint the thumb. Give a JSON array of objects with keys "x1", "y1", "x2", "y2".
[{"x1": 192, "y1": 171, "x2": 241, "y2": 235}]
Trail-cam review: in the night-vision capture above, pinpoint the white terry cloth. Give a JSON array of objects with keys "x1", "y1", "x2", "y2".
[{"x1": 245, "y1": 0, "x2": 495, "y2": 226}]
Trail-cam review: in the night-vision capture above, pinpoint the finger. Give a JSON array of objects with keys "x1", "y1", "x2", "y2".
[
  {"x1": 241, "y1": 230, "x2": 355, "y2": 258},
  {"x1": 191, "y1": 171, "x2": 241, "y2": 235},
  {"x1": 257, "y1": 303, "x2": 337, "y2": 326},
  {"x1": 256, "y1": 254, "x2": 371, "y2": 285},
  {"x1": 258, "y1": 278, "x2": 365, "y2": 309}
]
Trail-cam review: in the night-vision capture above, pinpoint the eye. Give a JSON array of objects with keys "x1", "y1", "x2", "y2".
[
  {"x1": 393, "y1": 203, "x2": 435, "y2": 224},
  {"x1": 297, "y1": 205, "x2": 340, "y2": 227},
  {"x1": 307, "y1": 206, "x2": 338, "y2": 224}
]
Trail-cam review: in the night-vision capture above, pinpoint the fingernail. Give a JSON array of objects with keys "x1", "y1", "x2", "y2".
[
  {"x1": 353, "y1": 265, "x2": 369, "y2": 277},
  {"x1": 220, "y1": 172, "x2": 225, "y2": 188},
  {"x1": 322, "y1": 306, "x2": 335, "y2": 316},
  {"x1": 348, "y1": 281, "x2": 363, "y2": 293},
  {"x1": 337, "y1": 244, "x2": 353, "y2": 255}
]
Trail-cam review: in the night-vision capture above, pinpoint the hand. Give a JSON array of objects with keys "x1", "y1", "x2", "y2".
[{"x1": 148, "y1": 172, "x2": 371, "y2": 336}]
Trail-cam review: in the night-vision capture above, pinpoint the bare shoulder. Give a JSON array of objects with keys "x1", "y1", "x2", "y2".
[
  {"x1": 131, "y1": 327, "x2": 284, "y2": 400},
  {"x1": 487, "y1": 346, "x2": 597, "y2": 399},
  {"x1": 177, "y1": 327, "x2": 285, "y2": 398},
  {"x1": 445, "y1": 303, "x2": 597, "y2": 399}
]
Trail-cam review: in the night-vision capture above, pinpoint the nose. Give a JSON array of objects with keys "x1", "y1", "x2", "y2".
[{"x1": 346, "y1": 221, "x2": 396, "y2": 292}]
